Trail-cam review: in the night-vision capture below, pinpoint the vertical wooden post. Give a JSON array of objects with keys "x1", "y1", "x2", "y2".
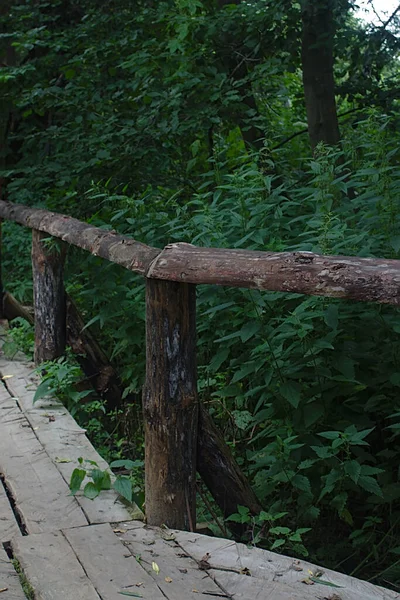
[
  {"x1": 32, "y1": 230, "x2": 66, "y2": 365},
  {"x1": 143, "y1": 279, "x2": 198, "y2": 530}
]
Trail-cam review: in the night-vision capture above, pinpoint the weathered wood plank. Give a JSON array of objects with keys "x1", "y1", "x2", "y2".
[
  {"x1": 64, "y1": 523, "x2": 167, "y2": 600},
  {"x1": 12, "y1": 531, "x2": 101, "y2": 600},
  {"x1": 148, "y1": 242, "x2": 400, "y2": 305},
  {"x1": 173, "y1": 531, "x2": 400, "y2": 600},
  {"x1": 0, "y1": 357, "x2": 139, "y2": 524},
  {"x1": 0, "y1": 386, "x2": 87, "y2": 534},
  {"x1": 0, "y1": 478, "x2": 20, "y2": 543},
  {"x1": 144, "y1": 279, "x2": 198, "y2": 529},
  {"x1": 114, "y1": 522, "x2": 225, "y2": 598},
  {"x1": 0, "y1": 199, "x2": 160, "y2": 275},
  {"x1": 0, "y1": 546, "x2": 26, "y2": 599}
]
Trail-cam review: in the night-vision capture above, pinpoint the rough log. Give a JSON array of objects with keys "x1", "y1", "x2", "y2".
[
  {"x1": 3, "y1": 291, "x2": 34, "y2": 325},
  {"x1": 143, "y1": 279, "x2": 198, "y2": 530},
  {"x1": 32, "y1": 230, "x2": 66, "y2": 364},
  {"x1": 0, "y1": 220, "x2": 3, "y2": 317},
  {"x1": 66, "y1": 296, "x2": 129, "y2": 412},
  {"x1": 148, "y1": 243, "x2": 400, "y2": 304},
  {"x1": 197, "y1": 405, "x2": 263, "y2": 534},
  {"x1": 0, "y1": 200, "x2": 160, "y2": 275}
]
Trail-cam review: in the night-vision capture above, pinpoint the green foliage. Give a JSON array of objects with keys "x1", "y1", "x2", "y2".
[
  {"x1": 69, "y1": 457, "x2": 144, "y2": 508},
  {"x1": 3, "y1": 318, "x2": 34, "y2": 359}
]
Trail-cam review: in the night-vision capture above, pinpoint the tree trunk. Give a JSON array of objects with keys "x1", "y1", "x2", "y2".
[
  {"x1": 301, "y1": 0, "x2": 341, "y2": 150},
  {"x1": 198, "y1": 405, "x2": 263, "y2": 534},
  {"x1": 143, "y1": 279, "x2": 198, "y2": 530},
  {"x1": 31, "y1": 230, "x2": 66, "y2": 364}
]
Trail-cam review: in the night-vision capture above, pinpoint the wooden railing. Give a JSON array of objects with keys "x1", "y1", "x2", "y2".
[{"x1": 1, "y1": 198, "x2": 400, "y2": 531}]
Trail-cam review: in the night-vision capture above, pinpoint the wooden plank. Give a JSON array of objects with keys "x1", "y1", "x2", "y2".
[
  {"x1": 0, "y1": 478, "x2": 20, "y2": 543},
  {"x1": 147, "y1": 242, "x2": 400, "y2": 305},
  {"x1": 174, "y1": 531, "x2": 400, "y2": 600},
  {"x1": 12, "y1": 531, "x2": 101, "y2": 600},
  {"x1": 64, "y1": 523, "x2": 167, "y2": 599},
  {"x1": 0, "y1": 546, "x2": 26, "y2": 599},
  {"x1": 0, "y1": 358, "x2": 139, "y2": 524},
  {"x1": 0, "y1": 386, "x2": 87, "y2": 534},
  {"x1": 114, "y1": 522, "x2": 226, "y2": 598}
]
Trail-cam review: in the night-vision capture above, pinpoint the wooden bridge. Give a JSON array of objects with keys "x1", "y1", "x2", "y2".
[
  {"x1": 0, "y1": 337, "x2": 397, "y2": 599},
  {"x1": 0, "y1": 199, "x2": 399, "y2": 599}
]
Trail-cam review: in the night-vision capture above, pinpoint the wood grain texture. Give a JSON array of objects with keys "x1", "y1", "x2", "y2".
[
  {"x1": 12, "y1": 531, "x2": 101, "y2": 600},
  {"x1": 0, "y1": 200, "x2": 160, "y2": 275},
  {"x1": 148, "y1": 242, "x2": 400, "y2": 304},
  {"x1": 0, "y1": 479, "x2": 20, "y2": 543},
  {"x1": 31, "y1": 229, "x2": 66, "y2": 364},
  {"x1": 0, "y1": 386, "x2": 87, "y2": 534},
  {"x1": 0, "y1": 357, "x2": 140, "y2": 524},
  {"x1": 0, "y1": 546, "x2": 26, "y2": 599},
  {"x1": 173, "y1": 531, "x2": 400, "y2": 600},
  {"x1": 144, "y1": 279, "x2": 198, "y2": 529},
  {"x1": 114, "y1": 522, "x2": 225, "y2": 598},
  {"x1": 64, "y1": 523, "x2": 166, "y2": 600}
]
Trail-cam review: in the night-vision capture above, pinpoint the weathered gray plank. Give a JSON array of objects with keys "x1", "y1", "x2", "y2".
[
  {"x1": 64, "y1": 523, "x2": 167, "y2": 600},
  {"x1": 0, "y1": 357, "x2": 140, "y2": 523},
  {"x1": 174, "y1": 531, "x2": 400, "y2": 600},
  {"x1": 0, "y1": 546, "x2": 26, "y2": 599},
  {"x1": 0, "y1": 479, "x2": 20, "y2": 543},
  {"x1": 0, "y1": 386, "x2": 87, "y2": 534},
  {"x1": 114, "y1": 522, "x2": 226, "y2": 598},
  {"x1": 12, "y1": 531, "x2": 101, "y2": 600}
]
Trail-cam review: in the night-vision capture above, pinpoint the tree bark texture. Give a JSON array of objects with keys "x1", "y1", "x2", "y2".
[
  {"x1": 148, "y1": 242, "x2": 400, "y2": 305},
  {"x1": 143, "y1": 279, "x2": 198, "y2": 529},
  {"x1": 197, "y1": 405, "x2": 263, "y2": 535},
  {"x1": 0, "y1": 200, "x2": 160, "y2": 275},
  {"x1": 32, "y1": 230, "x2": 66, "y2": 364},
  {"x1": 301, "y1": 0, "x2": 341, "y2": 150}
]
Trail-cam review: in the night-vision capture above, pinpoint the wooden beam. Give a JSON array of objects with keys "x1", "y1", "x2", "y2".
[
  {"x1": 32, "y1": 230, "x2": 66, "y2": 364},
  {"x1": 143, "y1": 279, "x2": 198, "y2": 529},
  {"x1": 0, "y1": 200, "x2": 160, "y2": 275},
  {"x1": 148, "y1": 242, "x2": 400, "y2": 304}
]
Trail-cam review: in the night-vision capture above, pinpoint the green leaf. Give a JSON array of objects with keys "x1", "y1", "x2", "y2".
[
  {"x1": 279, "y1": 381, "x2": 301, "y2": 408},
  {"x1": 344, "y1": 460, "x2": 361, "y2": 483},
  {"x1": 110, "y1": 459, "x2": 144, "y2": 470},
  {"x1": 240, "y1": 321, "x2": 261, "y2": 343},
  {"x1": 33, "y1": 379, "x2": 55, "y2": 404},
  {"x1": 113, "y1": 476, "x2": 133, "y2": 502},
  {"x1": 358, "y1": 475, "x2": 383, "y2": 497},
  {"x1": 318, "y1": 430, "x2": 340, "y2": 440},
  {"x1": 324, "y1": 305, "x2": 338, "y2": 330},
  {"x1": 291, "y1": 474, "x2": 312, "y2": 494},
  {"x1": 270, "y1": 539, "x2": 285, "y2": 550},
  {"x1": 309, "y1": 577, "x2": 343, "y2": 588},
  {"x1": 69, "y1": 468, "x2": 86, "y2": 495},
  {"x1": 84, "y1": 482, "x2": 100, "y2": 500}
]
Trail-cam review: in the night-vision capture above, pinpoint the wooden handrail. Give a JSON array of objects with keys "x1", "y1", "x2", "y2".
[
  {"x1": 1, "y1": 198, "x2": 400, "y2": 532},
  {"x1": 1, "y1": 199, "x2": 400, "y2": 303}
]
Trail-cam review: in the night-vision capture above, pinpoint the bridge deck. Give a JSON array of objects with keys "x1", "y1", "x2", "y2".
[{"x1": 0, "y1": 329, "x2": 398, "y2": 600}]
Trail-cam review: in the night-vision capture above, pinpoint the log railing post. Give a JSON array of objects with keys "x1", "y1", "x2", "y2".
[
  {"x1": 143, "y1": 279, "x2": 198, "y2": 530},
  {"x1": 0, "y1": 219, "x2": 3, "y2": 318},
  {"x1": 32, "y1": 230, "x2": 66, "y2": 365}
]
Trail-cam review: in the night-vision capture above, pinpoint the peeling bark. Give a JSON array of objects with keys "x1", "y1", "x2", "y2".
[
  {"x1": 32, "y1": 230, "x2": 66, "y2": 364},
  {"x1": 143, "y1": 279, "x2": 198, "y2": 529}
]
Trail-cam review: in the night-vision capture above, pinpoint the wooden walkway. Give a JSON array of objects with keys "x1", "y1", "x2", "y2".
[{"x1": 0, "y1": 335, "x2": 398, "y2": 599}]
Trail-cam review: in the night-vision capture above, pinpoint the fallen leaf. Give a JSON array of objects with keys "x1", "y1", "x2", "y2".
[
  {"x1": 0, "y1": 587, "x2": 8, "y2": 593},
  {"x1": 152, "y1": 561, "x2": 160, "y2": 574},
  {"x1": 113, "y1": 528, "x2": 126, "y2": 533},
  {"x1": 55, "y1": 457, "x2": 72, "y2": 463},
  {"x1": 118, "y1": 593, "x2": 143, "y2": 598},
  {"x1": 240, "y1": 567, "x2": 251, "y2": 576},
  {"x1": 309, "y1": 576, "x2": 342, "y2": 588},
  {"x1": 199, "y1": 552, "x2": 211, "y2": 570},
  {"x1": 1, "y1": 375, "x2": 13, "y2": 380},
  {"x1": 178, "y1": 568, "x2": 187, "y2": 573},
  {"x1": 165, "y1": 576, "x2": 172, "y2": 583}
]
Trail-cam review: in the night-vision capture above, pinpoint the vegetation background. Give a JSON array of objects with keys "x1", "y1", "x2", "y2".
[{"x1": 1, "y1": 0, "x2": 400, "y2": 591}]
